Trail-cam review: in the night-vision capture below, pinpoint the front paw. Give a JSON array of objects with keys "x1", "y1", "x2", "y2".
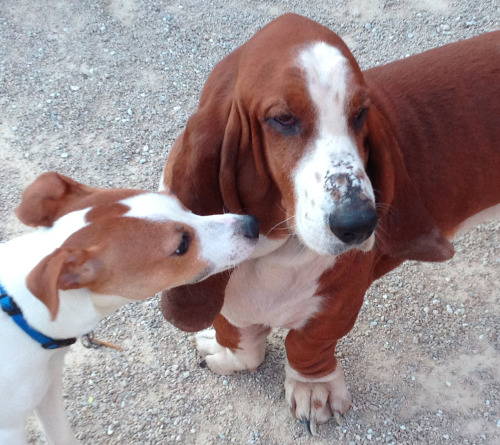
[
  {"x1": 194, "y1": 328, "x2": 264, "y2": 375},
  {"x1": 284, "y1": 361, "x2": 352, "y2": 435}
]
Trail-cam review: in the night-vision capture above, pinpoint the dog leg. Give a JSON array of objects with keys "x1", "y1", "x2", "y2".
[
  {"x1": 195, "y1": 317, "x2": 270, "y2": 375},
  {"x1": 282, "y1": 260, "x2": 369, "y2": 435},
  {"x1": 34, "y1": 352, "x2": 79, "y2": 445}
]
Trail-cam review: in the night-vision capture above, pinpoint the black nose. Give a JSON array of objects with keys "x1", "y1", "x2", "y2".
[
  {"x1": 329, "y1": 202, "x2": 378, "y2": 245},
  {"x1": 240, "y1": 215, "x2": 259, "y2": 239}
]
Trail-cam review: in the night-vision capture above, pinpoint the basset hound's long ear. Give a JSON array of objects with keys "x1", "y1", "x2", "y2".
[
  {"x1": 218, "y1": 100, "x2": 283, "y2": 233},
  {"x1": 15, "y1": 172, "x2": 93, "y2": 228},
  {"x1": 161, "y1": 49, "x2": 242, "y2": 216},
  {"x1": 365, "y1": 107, "x2": 454, "y2": 262},
  {"x1": 160, "y1": 50, "x2": 243, "y2": 332},
  {"x1": 160, "y1": 274, "x2": 229, "y2": 332}
]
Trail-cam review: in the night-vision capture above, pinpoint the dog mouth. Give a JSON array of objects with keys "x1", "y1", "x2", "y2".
[{"x1": 187, "y1": 266, "x2": 215, "y2": 284}]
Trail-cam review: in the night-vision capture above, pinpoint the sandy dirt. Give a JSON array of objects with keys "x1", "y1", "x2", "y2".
[{"x1": 0, "y1": 0, "x2": 499, "y2": 444}]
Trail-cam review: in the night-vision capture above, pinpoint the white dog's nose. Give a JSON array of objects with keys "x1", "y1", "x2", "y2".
[{"x1": 238, "y1": 215, "x2": 259, "y2": 239}]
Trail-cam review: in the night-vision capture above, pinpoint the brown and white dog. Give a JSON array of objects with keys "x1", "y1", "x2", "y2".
[
  {"x1": 159, "y1": 14, "x2": 500, "y2": 434},
  {"x1": 0, "y1": 172, "x2": 258, "y2": 445}
]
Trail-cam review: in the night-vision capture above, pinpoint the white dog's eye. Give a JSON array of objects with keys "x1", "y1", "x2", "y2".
[{"x1": 175, "y1": 233, "x2": 190, "y2": 255}]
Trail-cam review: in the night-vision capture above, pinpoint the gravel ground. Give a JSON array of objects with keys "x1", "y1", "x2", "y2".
[{"x1": 1, "y1": 0, "x2": 499, "y2": 444}]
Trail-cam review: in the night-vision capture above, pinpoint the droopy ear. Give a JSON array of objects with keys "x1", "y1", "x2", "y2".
[
  {"x1": 218, "y1": 101, "x2": 283, "y2": 233},
  {"x1": 15, "y1": 172, "x2": 93, "y2": 227},
  {"x1": 163, "y1": 49, "x2": 242, "y2": 216},
  {"x1": 161, "y1": 274, "x2": 229, "y2": 332},
  {"x1": 365, "y1": 107, "x2": 454, "y2": 262},
  {"x1": 160, "y1": 54, "x2": 240, "y2": 331},
  {"x1": 26, "y1": 248, "x2": 101, "y2": 320}
]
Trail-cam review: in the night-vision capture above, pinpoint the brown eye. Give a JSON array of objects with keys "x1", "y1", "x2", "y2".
[
  {"x1": 353, "y1": 107, "x2": 369, "y2": 131},
  {"x1": 266, "y1": 113, "x2": 301, "y2": 136},
  {"x1": 274, "y1": 114, "x2": 296, "y2": 127},
  {"x1": 175, "y1": 233, "x2": 190, "y2": 255}
]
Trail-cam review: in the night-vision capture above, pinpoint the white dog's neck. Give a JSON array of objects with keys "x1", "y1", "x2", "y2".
[{"x1": 0, "y1": 212, "x2": 130, "y2": 344}]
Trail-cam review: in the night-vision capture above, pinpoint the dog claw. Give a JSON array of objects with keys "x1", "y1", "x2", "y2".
[
  {"x1": 334, "y1": 411, "x2": 343, "y2": 426},
  {"x1": 199, "y1": 360, "x2": 207, "y2": 368},
  {"x1": 301, "y1": 419, "x2": 312, "y2": 436},
  {"x1": 309, "y1": 417, "x2": 318, "y2": 436}
]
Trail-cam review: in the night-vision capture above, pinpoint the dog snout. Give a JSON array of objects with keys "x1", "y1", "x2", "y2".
[
  {"x1": 238, "y1": 215, "x2": 260, "y2": 239},
  {"x1": 328, "y1": 199, "x2": 378, "y2": 245}
]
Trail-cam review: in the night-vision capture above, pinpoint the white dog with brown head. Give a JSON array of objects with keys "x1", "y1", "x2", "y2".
[{"x1": 0, "y1": 172, "x2": 258, "y2": 445}]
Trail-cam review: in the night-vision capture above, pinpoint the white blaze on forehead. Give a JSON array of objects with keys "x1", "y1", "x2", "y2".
[
  {"x1": 298, "y1": 42, "x2": 350, "y2": 137},
  {"x1": 121, "y1": 193, "x2": 192, "y2": 223}
]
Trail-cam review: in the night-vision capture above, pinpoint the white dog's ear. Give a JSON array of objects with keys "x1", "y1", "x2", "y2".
[
  {"x1": 26, "y1": 247, "x2": 101, "y2": 320},
  {"x1": 15, "y1": 172, "x2": 93, "y2": 228}
]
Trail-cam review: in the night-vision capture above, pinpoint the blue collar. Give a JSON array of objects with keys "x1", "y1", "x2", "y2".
[{"x1": 0, "y1": 284, "x2": 76, "y2": 350}]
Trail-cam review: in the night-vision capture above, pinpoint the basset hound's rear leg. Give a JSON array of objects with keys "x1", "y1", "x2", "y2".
[{"x1": 194, "y1": 315, "x2": 270, "y2": 375}]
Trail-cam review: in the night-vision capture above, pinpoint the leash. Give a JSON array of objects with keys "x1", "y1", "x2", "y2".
[
  {"x1": 0, "y1": 283, "x2": 76, "y2": 350},
  {"x1": 82, "y1": 332, "x2": 123, "y2": 351}
]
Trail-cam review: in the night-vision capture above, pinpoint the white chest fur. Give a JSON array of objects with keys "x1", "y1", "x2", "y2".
[{"x1": 222, "y1": 237, "x2": 335, "y2": 330}]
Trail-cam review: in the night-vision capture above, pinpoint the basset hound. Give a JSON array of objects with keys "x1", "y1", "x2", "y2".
[{"x1": 159, "y1": 14, "x2": 500, "y2": 434}]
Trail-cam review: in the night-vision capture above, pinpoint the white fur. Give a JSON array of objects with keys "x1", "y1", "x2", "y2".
[
  {"x1": 223, "y1": 236, "x2": 333, "y2": 330},
  {"x1": 158, "y1": 169, "x2": 166, "y2": 191},
  {"x1": 293, "y1": 43, "x2": 375, "y2": 255},
  {"x1": 195, "y1": 325, "x2": 270, "y2": 375},
  {"x1": 0, "y1": 192, "x2": 257, "y2": 444}
]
